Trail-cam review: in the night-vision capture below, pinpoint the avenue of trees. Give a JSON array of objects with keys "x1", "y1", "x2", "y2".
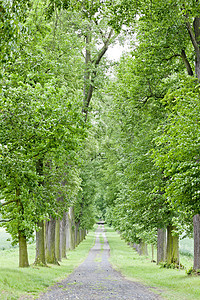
[
  {"x1": 1, "y1": 0, "x2": 200, "y2": 274},
  {"x1": 0, "y1": 0, "x2": 118, "y2": 267}
]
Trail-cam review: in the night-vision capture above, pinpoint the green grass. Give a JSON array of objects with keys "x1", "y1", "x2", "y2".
[
  {"x1": 105, "y1": 226, "x2": 200, "y2": 300},
  {"x1": 0, "y1": 228, "x2": 96, "y2": 300}
]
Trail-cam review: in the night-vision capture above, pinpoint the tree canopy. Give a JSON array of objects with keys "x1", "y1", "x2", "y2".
[{"x1": 1, "y1": 0, "x2": 200, "y2": 271}]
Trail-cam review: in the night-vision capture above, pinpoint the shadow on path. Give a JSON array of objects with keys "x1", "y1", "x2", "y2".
[{"x1": 37, "y1": 225, "x2": 162, "y2": 299}]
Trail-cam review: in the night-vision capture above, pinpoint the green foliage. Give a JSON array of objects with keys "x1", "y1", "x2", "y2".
[
  {"x1": 1, "y1": 0, "x2": 200, "y2": 275},
  {"x1": 0, "y1": 79, "x2": 84, "y2": 242},
  {"x1": 0, "y1": 0, "x2": 30, "y2": 64},
  {"x1": 152, "y1": 76, "x2": 200, "y2": 216},
  {"x1": 98, "y1": 55, "x2": 169, "y2": 244},
  {"x1": 98, "y1": 0, "x2": 200, "y2": 247},
  {"x1": 0, "y1": 0, "x2": 89, "y2": 245}
]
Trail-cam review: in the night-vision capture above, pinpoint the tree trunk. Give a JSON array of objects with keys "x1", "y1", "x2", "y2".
[
  {"x1": 19, "y1": 230, "x2": 29, "y2": 268},
  {"x1": 193, "y1": 17, "x2": 200, "y2": 80},
  {"x1": 69, "y1": 207, "x2": 75, "y2": 250},
  {"x1": 139, "y1": 240, "x2": 148, "y2": 256},
  {"x1": 34, "y1": 220, "x2": 46, "y2": 266},
  {"x1": 193, "y1": 214, "x2": 200, "y2": 271},
  {"x1": 186, "y1": 17, "x2": 200, "y2": 80},
  {"x1": 166, "y1": 225, "x2": 179, "y2": 265},
  {"x1": 55, "y1": 219, "x2": 61, "y2": 262},
  {"x1": 61, "y1": 212, "x2": 67, "y2": 258},
  {"x1": 157, "y1": 228, "x2": 166, "y2": 264},
  {"x1": 133, "y1": 243, "x2": 139, "y2": 253},
  {"x1": 45, "y1": 216, "x2": 59, "y2": 264},
  {"x1": 35, "y1": 158, "x2": 46, "y2": 266},
  {"x1": 80, "y1": 229, "x2": 84, "y2": 242},
  {"x1": 66, "y1": 212, "x2": 70, "y2": 250},
  {"x1": 151, "y1": 244, "x2": 155, "y2": 262},
  {"x1": 75, "y1": 222, "x2": 80, "y2": 246}
]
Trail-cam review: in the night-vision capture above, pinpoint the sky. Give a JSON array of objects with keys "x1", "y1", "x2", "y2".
[{"x1": 106, "y1": 43, "x2": 127, "y2": 61}]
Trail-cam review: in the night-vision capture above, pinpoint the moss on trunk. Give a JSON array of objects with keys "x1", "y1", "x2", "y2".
[
  {"x1": 166, "y1": 225, "x2": 179, "y2": 265},
  {"x1": 19, "y1": 231, "x2": 29, "y2": 268}
]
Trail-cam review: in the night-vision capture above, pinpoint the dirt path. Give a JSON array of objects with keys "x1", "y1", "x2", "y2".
[{"x1": 37, "y1": 225, "x2": 162, "y2": 299}]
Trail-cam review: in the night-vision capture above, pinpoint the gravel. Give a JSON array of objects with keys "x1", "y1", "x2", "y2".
[{"x1": 37, "y1": 225, "x2": 163, "y2": 300}]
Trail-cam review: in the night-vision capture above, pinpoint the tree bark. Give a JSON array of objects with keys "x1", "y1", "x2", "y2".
[
  {"x1": 180, "y1": 50, "x2": 193, "y2": 76},
  {"x1": 66, "y1": 212, "x2": 70, "y2": 250},
  {"x1": 157, "y1": 228, "x2": 166, "y2": 264},
  {"x1": 193, "y1": 214, "x2": 200, "y2": 271},
  {"x1": 61, "y1": 212, "x2": 67, "y2": 258},
  {"x1": 19, "y1": 230, "x2": 29, "y2": 268},
  {"x1": 138, "y1": 240, "x2": 148, "y2": 256},
  {"x1": 193, "y1": 17, "x2": 200, "y2": 80},
  {"x1": 80, "y1": 228, "x2": 84, "y2": 242},
  {"x1": 166, "y1": 225, "x2": 179, "y2": 265},
  {"x1": 133, "y1": 243, "x2": 139, "y2": 253},
  {"x1": 35, "y1": 158, "x2": 46, "y2": 265},
  {"x1": 185, "y1": 17, "x2": 200, "y2": 80},
  {"x1": 151, "y1": 244, "x2": 155, "y2": 262},
  {"x1": 69, "y1": 206, "x2": 75, "y2": 250},
  {"x1": 45, "y1": 216, "x2": 59, "y2": 264},
  {"x1": 16, "y1": 188, "x2": 29, "y2": 268},
  {"x1": 75, "y1": 222, "x2": 80, "y2": 246},
  {"x1": 55, "y1": 219, "x2": 61, "y2": 262},
  {"x1": 34, "y1": 220, "x2": 46, "y2": 266}
]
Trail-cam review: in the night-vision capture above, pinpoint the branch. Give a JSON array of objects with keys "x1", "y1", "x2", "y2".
[
  {"x1": 161, "y1": 54, "x2": 180, "y2": 61},
  {"x1": 1, "y1": 200, "x2": 17, "y2": 207},
  {"x1": 30, "y1": 148, "x2": 49, "y2": 159},
  {"x1": 83, "y1": 28, "x2": 114, "y2": 121},
  {"x1": 0, "y1": 219, "x2": 13, "y2": 222},
  {"x1": 94, "y1": 19, "x2": 106, "y2": 41},
  {"x1": 185, "y1": 20, "x2": 200, "y2": 58},
  {"x1": 81, "y1": 50, "x2": 85, "y2": 58},
  {"x1": 193, "y1": 17, "x2": 200, "y2": 46},
  {"x1": 92, "y1": 29, "x2": 114, "y2": 66},
  {"x1": 180, "y1": 49, "x2": 194, "y2": 76}
]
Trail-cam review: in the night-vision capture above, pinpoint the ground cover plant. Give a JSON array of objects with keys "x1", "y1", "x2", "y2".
[
  {"x1": 105, "y1": 226, "x2": 200, "y2": 300},
  {"x1": 0, "y1": 228, "x2": 96, "y2": 300}
]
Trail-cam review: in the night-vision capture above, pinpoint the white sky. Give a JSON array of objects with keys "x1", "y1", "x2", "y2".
[
  {"x1": 106, "y1": 44, "x2": 126, "y2": 61},
  {"x1": 106, "y1": 41, "x2": 130, "y2": 61}
]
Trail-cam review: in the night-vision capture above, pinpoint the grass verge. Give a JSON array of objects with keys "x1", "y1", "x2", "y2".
[
  {"x1": 0, "y1": 228, "x2": 96, "y2": 300},
  {"x1": 105, "y1": 226, "x2": 200, "y2": 300}
]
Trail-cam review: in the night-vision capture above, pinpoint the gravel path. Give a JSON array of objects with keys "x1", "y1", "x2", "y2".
[{"x1": 37, "y1": 225, "x2": 162, "y2": 300}]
